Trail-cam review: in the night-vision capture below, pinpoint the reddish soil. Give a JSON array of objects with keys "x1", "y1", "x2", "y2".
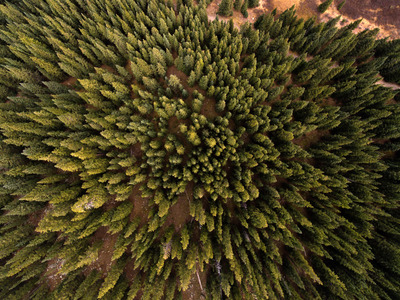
[
  {"x1": 207, "y1": 0, "x2": 400, "y2": 91},
  {"x1": 129, "y1": 184, "x2": 150, "y2": 226},
  {"x1": 85, "y1": 227, "x2": 118, "y2": 276},
  {"x1": 167, "y1": 116, "x2": 188, "y2": 138},
  {"x1": 317, "y1": 0, "x2": 400, "y2": 39},
  {"x1": 28, "y1": 206, "x2": 49, "y2": 227},
  {"x1": 333, "y1": 0, "x2": 400, "y2": 39},
  {"x1": 130, "y1": 142, "x2": 143, "y2": 158},
  {"x1": 200, "y1": 97, "x2": 219, "y2": 119},
  {"x1": 292, "y1": 129, "x2": 329, "y2": 149},
  {"x1": 123, "y1": 257, "x2": 139, "y2": 282},
  {"x1": 164, "y1": 182, "x2": 193, "y2": 232},
  {"x1": 320, "y1": 97, "x2": 340, "y2": 107},
  {"x1": 377, "y1": 79, "x2": 400, "y2": 91},
  {"x1": 61, "y1": 76, "x2": 77, "y2": 87},
  {"x1": 166, "y1": 66, "x2": 188, "y2": 86},
  {"x1": 100, "y1": 64, "x2": 117, "y2": 74},
  {"x1": 270, "y1": 0, "x2": 400, "y2": 39},
  {"x1": 269, "y1": 0, "x2": 316, "y2": 19},
  {"x1": 182, "y1": 266, "x2": 207, "y2": 300},
  {"x1": 45, "y1": 258, "x2": 66, "y2": 291}
]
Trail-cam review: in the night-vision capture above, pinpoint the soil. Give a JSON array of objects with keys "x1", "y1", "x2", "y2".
[
  {"x1": 129, "y1": 184, "x2": 150, "y2": 226},
  {"x1": 206, "y1": 0, "x2": 400, "y2": 92},
  {"x1": 61, "y1": 77, "x2": 77, "y2": 87},
  {"x1": 45, "y1": 258, "x2": 66, "y2": 291},
  {"x1": 84, "y1": 227, "x2": 118, "y2": 276},
  {"x1": 292, "y1": 129, "x2": 330, "y2": 149},
  {"x1": 163, "y1": 182, "x2": 193, "y2": 232},
  {"x1": 182, "y1": 266, "x2": 207, "y2": 300},
  {"x1": 377, "y1": 79, "x2": 400, "y2": 91},
  {"x1": 272, "y1": 0, "x2": 400, "y2": 39}
]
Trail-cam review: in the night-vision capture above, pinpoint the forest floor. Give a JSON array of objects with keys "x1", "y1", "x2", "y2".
[{"x1": 320, "y1": 0, "x2": 400, "y2": 39}]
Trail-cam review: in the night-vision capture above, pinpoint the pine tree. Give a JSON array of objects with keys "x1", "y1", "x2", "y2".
[
  {"x1": 241, "y1": 0, "x2": 248, "y2": 18},
  {"x1": 337, "y1": 0, "x2": 346, "y2": 10},
  {"x1": 218, "y1": 0, "x2": 234, "y2": 17},
  {"x1": 318, "y1": 0, "x2": 333, "y2": 13},
  {"x1": 98, "y1": 258, "x2": 127, "y2": 299},
  {"x1": 248, "y1": 0, "x2": 259, "y2": 8},
  {"x1": 233, "y1": 0, "x2": 242, "y2": 11}
]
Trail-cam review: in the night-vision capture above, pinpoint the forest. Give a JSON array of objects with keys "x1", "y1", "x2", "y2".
[{"x1": 0, "y1": 0, "x2": 399, "y2": 299}]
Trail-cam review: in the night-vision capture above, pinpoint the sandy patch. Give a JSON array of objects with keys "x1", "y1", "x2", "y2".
[
  {"x1": 377, "y1": 79, "x2": 400, "y2": 91},
  {"x1": 272, "y1": 0, "x2": 301, "y2": 12}
]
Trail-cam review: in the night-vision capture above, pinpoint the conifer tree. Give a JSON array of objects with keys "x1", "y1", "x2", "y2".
[
  {"x1": 233, "y1": 0, "x2": 242, "y2": 11},
  {"x1": 318, "y1": 0, "x2": 333, "y2": 13},
  {"x1": 241, "y1": 0, "x2": 249, "y2": 18},
  {"x1": 218, "y1": 0, "x2": 234, "y2": 17},
  {"x1": 248, "y1": 0, "x2": 259, "y2": 8},
  {"x1": 337, "y1": 0, "x2": 346, "y2": 10}
]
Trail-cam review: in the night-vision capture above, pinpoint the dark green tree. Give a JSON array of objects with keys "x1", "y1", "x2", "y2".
[
  {"x1": 318, "y1": 0, "x2": 333, "y2": 13},
  {"x1": 337, "y1": 0, "x2": 346, "y2": 10},
  {"x1": 217, "y1": 0, "x2": 234, "y2": 16},
  {"x1": 248, "y1": 0, "x2": 259, "y2": 8},
  {"x1": 241, "y1": 0, "x2": 249, "y2": 17},
  {"x1": 233, "y1": 0, "x2": 242, "y2": 11}
]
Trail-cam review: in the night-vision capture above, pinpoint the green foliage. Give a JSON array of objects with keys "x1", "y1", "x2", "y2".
[
  {"x1": 218, "y1": 0, "x2": 234, "y2": 16},
  {"x1": 337, "y1": 0, "x2": 346, "y2": 10},
  {"x1": 98, "y1": 258, "x2": 127, "y2": 299},
  {"x1": 233, "y1": 0, "x2": 242, "y2": 11},
  {"x1": 0, "y1": 0, "x2": 399, "y2": 299},
  {"x1": 248, "y1": 0, "x2": 259, "y2": 8},
  {"x1": 241, "y1": 0, "x2": 249, "y2": 18},
  {"x1": 318, "y1": 0, "x2": 333, "y2": 13}
]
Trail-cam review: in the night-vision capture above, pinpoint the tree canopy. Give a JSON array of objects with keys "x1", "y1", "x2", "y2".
[{"x1": 0, "y1": 0, "x2": 399, "y2": 299}]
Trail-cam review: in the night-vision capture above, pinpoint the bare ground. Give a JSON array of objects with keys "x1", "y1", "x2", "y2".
[
  {"x1": 45, "y1": 258, "x2": 66, "y2": 291},
  {"x1": 325, "y1": 0, "x2": 400, "y2": 39},
  {"x1": 292, "y1": 129, "x2": 330, "y2": 149},
  {"x1": 182, "y1": 266, "x2": 207, "y2": 300},
  {"x1": 377, "y1": 79, "x2": 400, "y2": 91},
  {"x1": 84, "y1": 227, "x2": 118, "y2": 276}
]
